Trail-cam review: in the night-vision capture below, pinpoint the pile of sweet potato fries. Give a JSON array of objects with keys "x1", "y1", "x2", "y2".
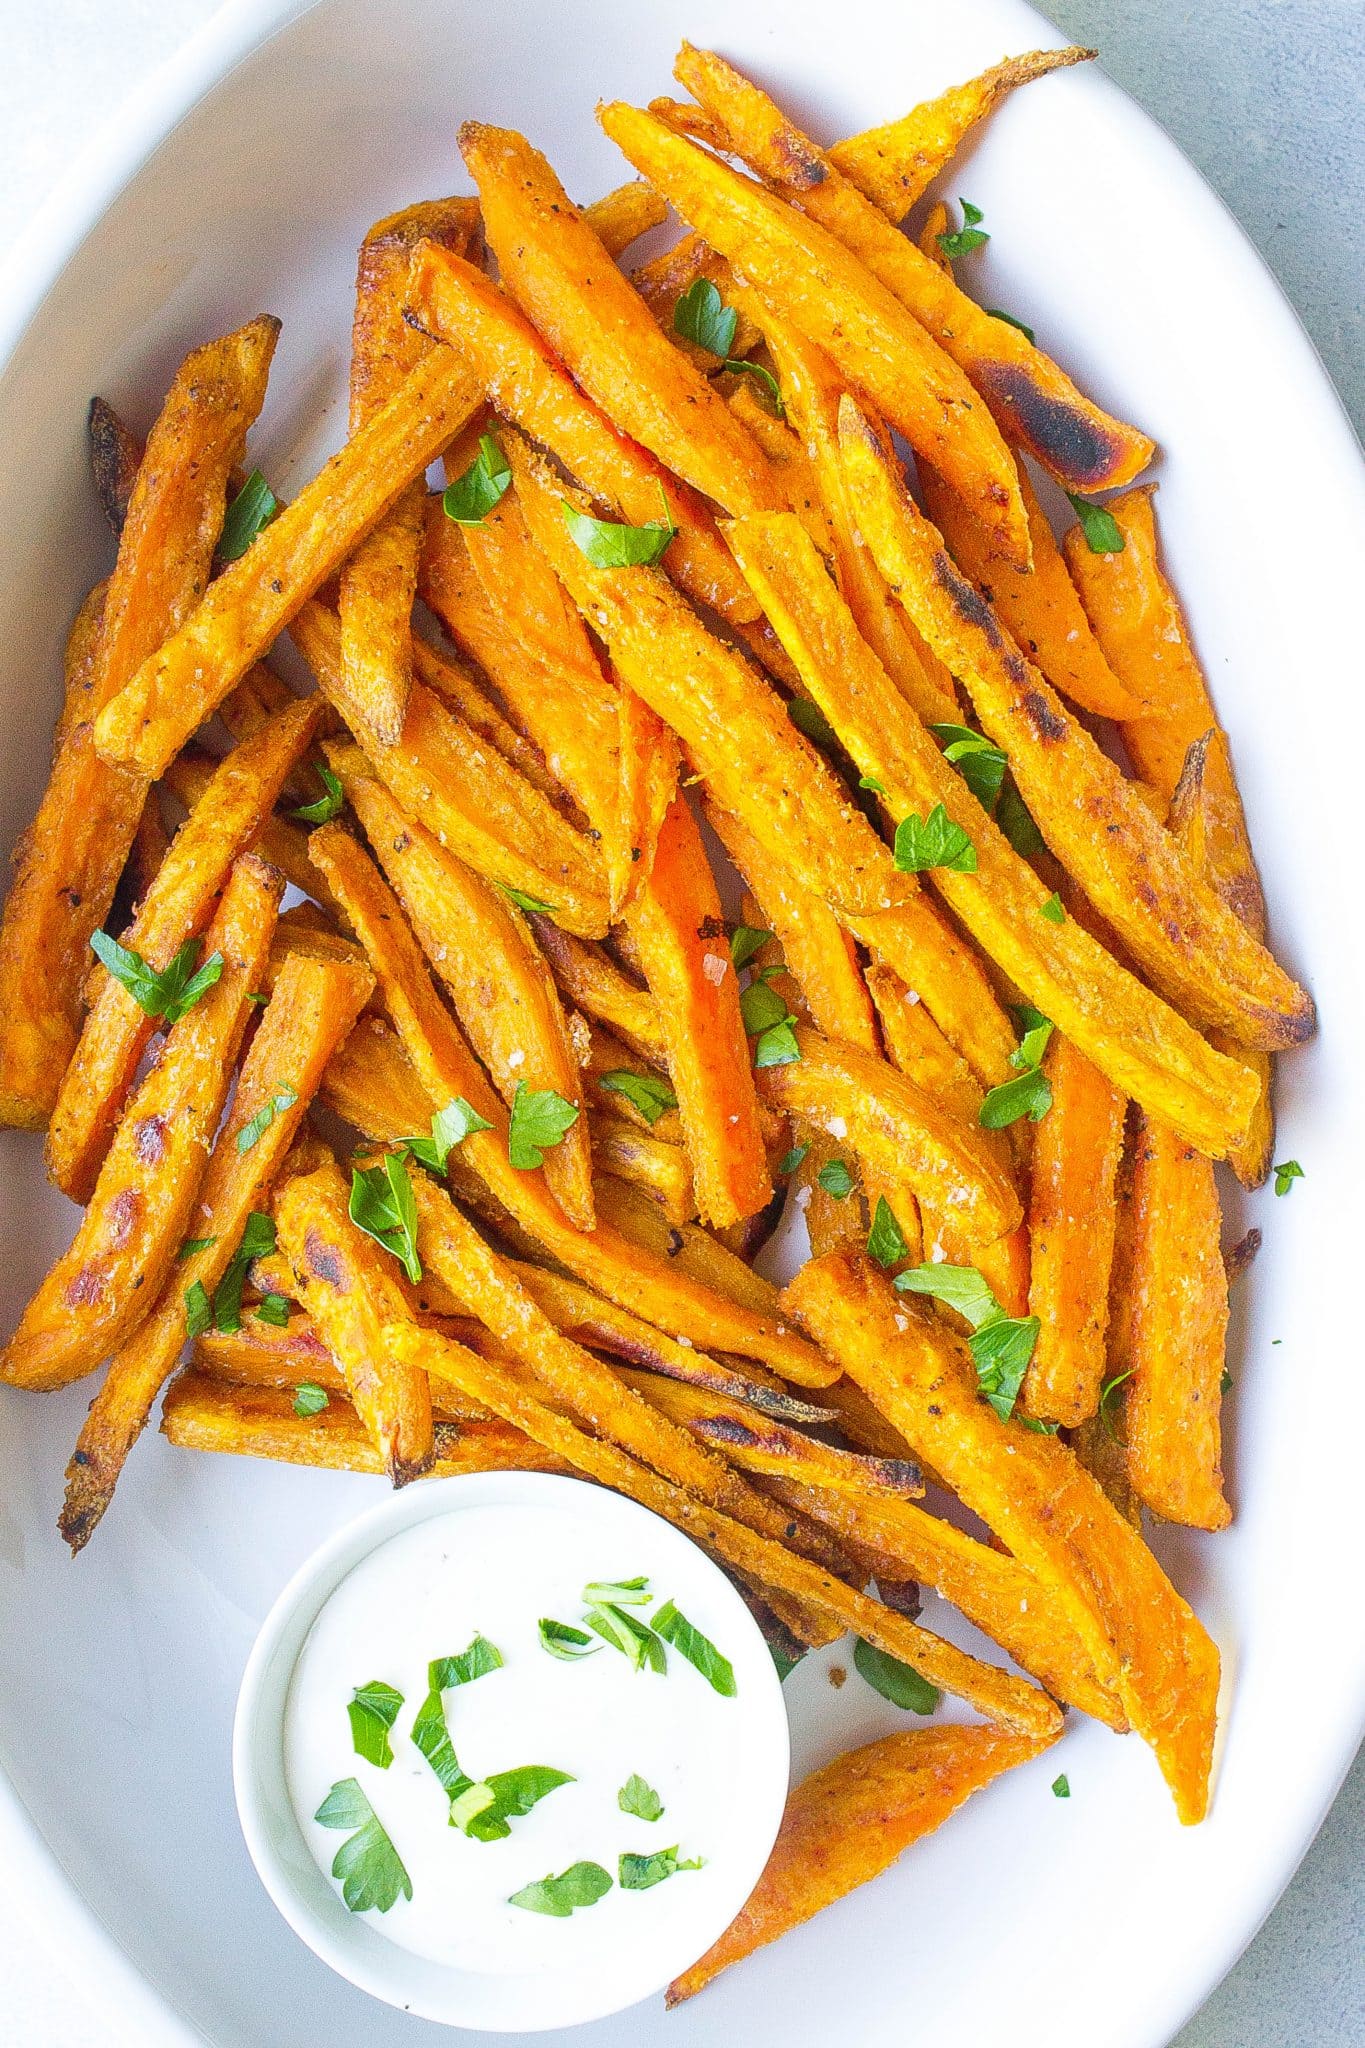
[{"x1": 0, "y1": 41, "x2": 1313, "y2": 1998}]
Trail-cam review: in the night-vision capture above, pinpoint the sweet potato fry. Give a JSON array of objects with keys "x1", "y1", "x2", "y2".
[
  {"x1": 839, "y1": 407, "x2": 1311, "y2": 1051},
  {"x1": 673, "y1": 44, "x2": 1152, "y2": 497},
  {"x1": 192, "y1": 1311, "x2": 500, "y2": 1408},
  {"x1": 309, "y1": 818, "x2": 833, "y2": 1382},
  {"x1": 88, "y1": 395, "x2": 144, "y2": 537},
  {"x1": 406, "y1": 243, "x2": 760, "y2": 626},
  {"x1": 161, "y1": 1371, "x2": 560, "y2": 1479},
  {"x1": 332, "y1": 751, "x2": 594, "y2": 1230},
  {"x1": 93, "y1": 344, "x2": 489, "y2": 779},
  {"x1": 830, "y1": 46, "x2": 1094, "y2": 216},
  {"x1": 275, "y1": 1155, "x2": 434, "y2": 1483},
  {"x1": 582, "y1": 178, "x2": 669, "y2": 257},
  {"x1": 756, "y1": 1028, "x2": 1021, "y2": 1246},
  {"x1": 597, "y1": 100, "x2": 1031, "y2": 566},
  {"x1": 668, "y1": 1723, "x2": 1050, "y2": 2003},
  {"x1": 57, "y1": 950, "x2": 372, "y2": 1547},
  {"x1": 159, "y1": 746, "x2": 346, "y2": 924},
  {"x1": 387, "y1": 1317, "x2": 1060, "y2": 1737},
  {"x1": 0, "y1": 855, "x2": 281, "y2": 1390},
  {"x1": 1120, "y1": 1112, "x2": 1231, "y2": 1530},
  {"x1": 786, "y1": 1250, "x2": 1220, "y2": 1821},
  {"x1": 532, "y1": 920, "x2": 671, "y2": 1069},
  {"x1": 48, "y1": 695, "x2": 321, "y2": 1201},
  {"x1": 919, "y1": 458, "x2": 1142, "y2": 719},
  {"x1": 625, "y1": 794, "x2": 771, "y2": 1226},
  {"x1": 0, "y1": 319, "x2": 279, "y2": 1126},
  {"x1": 411, "y1": 627, "x2": 563, "y2": 803},
  {"x1": 461, "y1": 121, "x2": 784, "y2": 518},
  {"x1": 724, "y1": 499, "x2": 1259, "y2": 1159},
  {"x1": 1022, "y1": 1033, "x2": 1127, "y2": 1426},
  {"x1": 291, "y1": 598, "x2": 611, "y2": 937},
  {"x1": 593, "y1": 1113, "x2": 695, "y2": 1225}
]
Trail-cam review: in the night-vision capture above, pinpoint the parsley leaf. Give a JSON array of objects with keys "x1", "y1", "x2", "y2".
[
  {"x1": 652, "y1": 1600, "x2": 736, "y2": 1696},
  {"x1": 618, "y1": 1773, "x2": 664, "y2": 1822},
  {"x1": 895, "y1": 1260, "x2": 1039, "y2": 1421},
  {"x1": 313, "y1": 1778, "x2": 411, "y2": 1914},
  {"x1": 739, "y1": 980, "x2": 790, "y2": 1035},
  {"x1": 1099, "y1": 1365, "x2": 1134, "y2": 1442},
  {"x1": 867, "y1": 1195, "x2": 909, "y2": 1269},
  {"x1": 754, "y1": 1021, "x2": 800, "y2": 1067},
  {"x1": 937, "y1": 197, "x2": 990, "y2": 261},
  {"x1": 673, "y1": 276, "x2": 738, "y2": 357},
  {"x1": 432, "y1": 1637, "x2": 503, "y2": 1688},
  {"x1": 289, "y1": 763, "x2": 345, "y2": 825},
  {"x1": 860, "y1": 774, "x2": 887, "y2": 793},
  {"x1": 497, "y1": 882, "x2": 557, "y2": 917},
  {"x1": 893, "y1": 804, "x2": 977, "y2": 874},
  {"x1": 583, "y1": 1575, "x2": 651, "y2": 1606},
  {"x1": 443, "y1": 433, "x2": 511, "y2": 525},
  {"x1": 255, "y1": 1292, "x2": 291, "y2": 1327},
  {"x1": 1052, "y1": 1773, "x2": 1071, "y2": 1798},
  {"x1": 90, "y1": 931, "x2": 224, "y2": 1026},
  {"x1": 619, "y1": 1845, "x2": 704, "y2": 1890},
  {"x1": 987, "y1": 307, "x2": 1036, "y2": 343},
  {"x1": 995, "y1": 779, "x2": 1046, "y2": 855},
  {"x1": 562, "y1": 495, "x2": 675, "y2": 568},
  {"x1": 236, "y1": 1084, "x2": 298, "y2": 1154},
  {"x1": 586, "y1": 1602, "x2": 667, "y2": 1673},
  {"x1": 293, "y1": 1382, "x2": 329, "y2": 1416},
  {"x1": 410, "y1": 1640, "x2": 506, "y2": 1822},
  {"x1": 178, "y1": 1236, "x2": 217, "y2": 1259},
  {"x1": 777, "y1": 1142, "x2": 809, "y2": 1175},
  {"x1": 817, "y1": 1159, "x2": 855, "y2": 1200},
  {"x1": 349, "y1": 1153, "x2": 422, "y2": 1282},
  {"x1": 208, "y1": 1210, "x2": 277, "y2": 1335},
  {"x1": 1040, "y1": 891, "x2": 1066, "y2": 923},
  {"x1": 459, "y1": 1765, "x2": 575, "y2": 1842},
  {"x1": 347, "y1": 1680, "x2": 404, "y2": 1769},
  {"x1": 979, "y1": 1006, "x2": 1054, "y2": 1128},
  {"x1": 509, "y1": 1861, "x2": 612, "y2": 1917},
  {"x1": 507, "y1": 1082, "x2": 580, "y2": 1170},
  {"x1": 1273, "y1": 1159, "x2": 1304, "y2": 1197},
  {"x1": 538, "y1": 1617, "x2": 599, "y2": 1660},
  {"x1": 1066, "y1": 492, "x2": 1124, "y2": 555},
  {"x1": 219, "y1": 470, "x2": 279, "y2": 562},
  {"x1": 599, "y1": 1070, "x2": 678, "y2": 1126},
  {"x1": 853, "y1": 1637, "x2": 940, "y2": 1713},
  {"x1": 184, "y1": 1279, "x2": 212, "y2": 1339},
  {"x1": 730, "y1": 924, "x2": 774, "y2": 970},
  {"x1": 402, "y1": 1098, "x2": 494, "y2": 1172},
  {"x1": 928, "y1": 722, "x2": 1008, "y2": 811}
]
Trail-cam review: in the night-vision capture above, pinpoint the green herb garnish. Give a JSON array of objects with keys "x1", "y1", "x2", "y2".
[
  {"x1": 652, "y1": 1600, "x2": 736, "y2": 1697},
  {"x1": 349, "y1": 1153, "x2": 422, "y2": 1282},
  {"x1": 89, "y1": 931, "x2": 223, "y2": 1026},
  {"x1": 619, "y1": 1845, "x2": 704, "y2": 1890},
  {"x1": 509, "y1": 1861, "x2": 612, "y2": 1916},
  {"x1": 1067, "y1": 492, "x2": 1124, "y2": 555},
  {"x1": 507, "y1": 1083, "x2": 580, "y2": 1170},
  {"x1": 347, "y1": 1680, "x2": 404, "y2": 1770},
  {"x1": 893, "y1": 804, "x2": 977, "y2": 874},
  {"x1": 867, "y1": 1196, "x2": 910, "y2": 1269},
  {"x1": 179, "y1": 1236, "x2": 217, "y2": 1259},
  {"x1": 817, "y1": 1159, "x2": 855, "y2": 1200},
  {"x1": 618, "y1": 1773, "x2": 664, "y2": 1822},
  {"x1": 673, "y1": 277, "x2": 784, "y2": 414},
  {"x1": 987, "y1": 307, "x2": 1036, "y2": 342},
  {"x1": 236, "y1": 1084, "x2": 298, "y2": 1154},
  {"x1": 937, "y1": 197, "x2": 989, "y2": 262},
  {"x1": 197, "y1": 1210, "x2": 276, "y2": 1336},
  {"x1": 853, "y1": 1637, "x2": 940, "y2": 1714},
  {"x1": 443, "y1": 433, "x2": 511, "y2": 525},
  {"x1": 979, "y1": 1006, "x2": 1054, "y2": 1129},
  {"x1": 562, "y1": 495, "x2": 675, "y2": 568},
  {"x1": 599, "y1": 1071, "x2": 678, "y2": 1126},
  {"x1": 538, "y1": 1617, "x2": 599, "y2": 1660},
  {"x1": 290, "y1": 763, "x2": 345, "y2": 826},
  {"x1": 730, "y1": 924, "x2": 774, "y2": 970},
  {"x1": 928, "y1": 722, "x2": 1008, "y2": 811},
  {"x1": 895, "y1": 1261, "x2": 1040, "y2": 1422},
  {"x1": 586, "y1": 1601, "x2": 667, "y2": 1674},
  {"x1": 777, "y1": 1143, "x2": 809, "y2": 1175},
  {"x1": 402, "y1": 1098, "x2": 494, "y2": 1172},
  {"x1": 1040, "y1": 892, "x2": 1066, "y2": 923},
  {"x1": 255, "y1": 1292, "x2": 291, "y2": 1327},
  {"x1": 497, "y1": 882, "x2": 558, "y2": 917},
  {"x1": 1052, "y1": 1773, "x2": 1071, "y2": 1799},
  {"x1": 184, "y1": 1280, "x2": 212, "y2": 1340},
  {"x1": 786, "y1": 695, "x2": 839, "y2": 750},
  {"x1": 1273, "y1": 1159, "x2": 1304, "y2": 1197},
  {"x1": 219, "y1": 470, "x2": 279, "y2": 561},
  {"x1": 313, "y1": 1778, "x2": 411, "y2": 1914},
  {"x1": 293, "y1": 1382, "x2": 329, "y2": 1416}
]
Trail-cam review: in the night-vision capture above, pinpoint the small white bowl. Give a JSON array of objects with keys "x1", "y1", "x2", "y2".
[{"x1": 233, "y1": 1469, "x2": 790, "y2": 2030}]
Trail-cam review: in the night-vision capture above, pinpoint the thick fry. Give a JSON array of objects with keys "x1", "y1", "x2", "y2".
[
  {"x1": 625, "y1": 794, "x2": 770, "y2": 1226},
  {"x1": 309, "y1": 819, "x2": 833, "y2": 1382},
  {"x1": 597, "y1": 100, "x2": 1031, "y2": 565},
  {"x1": 1121, "y1": 1112, "x2": 1231, "y2": 1530},
  {"x1": 406, "y1": 243, "x2": 759, "y2": 625},
  {"x1": 461, "y1": 121, "x2": 784, "y2": 519},
  {"x1": 593, "y1": 1113, "x2": 695, "y2": 1225},
  {"x1": 292, "y1": 598, "x2": 610, "y2": 937},
  {"x1": 674, "y1": 44, "x2": 1151, "y2": 496},
  {"x1": 333, "y1": 753, "x2": 594, "y2": 1230},
  {"x1": 726, "y1": 500, "x2": 1260, "y2": 1159},
  {"x1": 919, "y1": 458, "x2": 1142, "y2": 719},
  {"x1": 668, "y1": 1724, "x2": 1050, "y2": 2003},
  {"x1": 1021, "y1": 1034, "x2": 1126, "y2": 1425},
  {"x1": 532, "y1": 921, "x2": 670, "y2": 1068},
  {"x1": 411, "y1": 628, "x2": 564, "y2": 803},
  {"x1": 786, "y1": 1251, "x2": 1220, "y2": 1822},
  {"x1": 48, "y1": 695, "x2": 321, "y2": 1201},
  {"x1": 161, "y1": 1372, "x2": 559, "y2": 1479},
  {"x1": 582, "y1": 178, "x2": 669, "y2": 256},
  {"x1": 832, "y1": 46, "x2": 1093, "y2": 212},
  {"x1": 0, "y1": 320, "x2": 279, "y2": 1126},
  {"x1": 388, "y1": 1318, "x2": 1061, "y2": 1739},
  {"x1": 275, "y1": 1156, "x2": 434, "y2": 1483},
  {"x1": 93, "y1": 344, "x2": 489, "y2": 778},
  {"x1": 160, "y1": 746, "x2": 346, "y2": 924},
  {"x1": 840, "y1": 410, "x2": 1311, "y2": 1051},
  {"x1": 0, "y1": 855, "x2": 281, "y2": 1390},
  {"x1": 57, "y1": 951, "x2": 372, "y2": 1547}
]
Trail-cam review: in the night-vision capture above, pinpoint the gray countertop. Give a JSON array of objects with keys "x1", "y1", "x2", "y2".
[{"x1": 1, "y1": 3, "x2": 1362, "y2": 2042}]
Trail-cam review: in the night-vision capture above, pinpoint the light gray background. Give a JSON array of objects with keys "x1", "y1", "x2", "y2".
[{"x1": 0, "y1": 3, "x2": 1360, "y2": 2043}]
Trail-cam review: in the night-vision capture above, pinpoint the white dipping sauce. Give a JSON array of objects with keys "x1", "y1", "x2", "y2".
[{"x1": 282, "y1": 1495, "x2": 783, "y2": 2001}]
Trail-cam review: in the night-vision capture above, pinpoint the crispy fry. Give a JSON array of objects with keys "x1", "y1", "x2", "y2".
[
  {"x1": 726, "y1": 499, "x2": 1260, "y2": 1159},
  {"x1": 275, "y1": 1155, "x2": 434, "y2": 1482},
  {"x1": 840, "y1": 412, "x2": 1311, "y2": 1051},
  {"x1": 93, "y1": 343, "x2": 490, "y2": 779},
  {"x1": 674, "y1": 43, "x2": 1152, "y2": 497},
  {"x1": 57, "y1": 951, "x2": 372, "y2": 1546},
  {"x1": 292, "y1": 598, "x2": 611, "y2": 937},
  {"x1": 598, "y1": 100, "x2": 1031, "y2": 565},
  {"x1": 1121, "y1": 1112, "x2": 1231, "y2": 1530},
  {"x1": 532, "y1": 920, "x2": 670, "y2": 1069},
  {"x1": 725, "y1": 379, "x2": 831, "y2": 554},
  {"x1": 594, "y1": 1112, "x2": 696, "y2": 1225},
  {"x1": 1, "y1": 855, "x2": 282, "y2": 1390},
  {"x1": 831, "y1": 46, "x2": 1095, "y2": 216},
  {"x1": 0, "y1": 320, "x2": 279, "y2": 1126},
  {"x1": 161, "y1": 1371, "x2": 560, "y2": 1478},
  {"x1": 310, "y1": 818, "x2": 834, "y2": 1381},
  {"x1": 88, "y1": 396, "x2": 144, "y2": 537},
  {"x1": 48, "y1": 696, "x2": 321, "y2": 1201},
  {"x1": 582, "y1": 178, "x2": 669, "y2": 256},
  {"x1": 786, "y1": 1250, "x2": 1220, "y2": 1821},
  {"x1": 1022, "y1": 1033, "x2": 1127, "y2": 1425},
  {"x1": 192, "y1": 1313, "x2": 499, "y2": 1407},
  {"x1": 668, "y1": 1724, "x2": 1048, "y2": 2004},
  {"x1": 919, "y1": 458, "x2": 1143, "y2": 719},
  {"x1": 461, "y1": 121, "x2": 784, "y2": 518},
  {"x1": 1067, "y1": 1409, "x2": 1142, "y2": 1530},
  {"x1": 160, "y1": 746, "x2": 346, "y2": 924},
  {"x1": 332, "y1": 751, "x2": 594, "y2": 1230},
  {"x1": 625, "y1": 794, "x2": 770, "y2": 1226},
  {"x1": 411, "y1": 627, "x2": 563, "y2": 803},
  {"x1": 406, "y1": 243, "x2": 760, "y2": 626},
  {"x1": 388, "y1": 1317, "x2": 1060, "y2": 1737}
]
